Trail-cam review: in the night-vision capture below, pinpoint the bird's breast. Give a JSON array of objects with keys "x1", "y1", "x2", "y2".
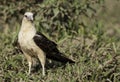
[{"x1": 18, "y1": 29, "x2": 36, "y2": 50}]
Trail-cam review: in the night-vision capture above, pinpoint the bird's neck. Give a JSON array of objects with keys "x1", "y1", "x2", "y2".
[
  {"x1": 21, "y1": 20, "x2": 36, "y2": 34},
  {"x1": 19, "y1": 20, "x2": 37, "y2": 41}
]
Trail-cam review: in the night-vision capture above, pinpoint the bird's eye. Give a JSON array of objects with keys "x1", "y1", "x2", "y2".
[{"x1": 24, "y1": 15, "x2": 27, "y2": 17}]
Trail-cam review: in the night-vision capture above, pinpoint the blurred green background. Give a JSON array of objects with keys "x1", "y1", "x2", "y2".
[{"x1": 0, "y1": 0, "x2": 120, "y2": 82}]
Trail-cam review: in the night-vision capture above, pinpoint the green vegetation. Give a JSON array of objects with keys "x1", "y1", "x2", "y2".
[{"x1": 0, "y1": 0, "x2": 120, "y2": 82}]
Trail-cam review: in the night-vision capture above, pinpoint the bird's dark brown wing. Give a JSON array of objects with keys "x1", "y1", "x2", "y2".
[
  {"x1": 33, "y1": 32, "x2": 75, "y2": 63},
  {"x1": 33, "y1": 32, "x2": 58, "y2": 53}
]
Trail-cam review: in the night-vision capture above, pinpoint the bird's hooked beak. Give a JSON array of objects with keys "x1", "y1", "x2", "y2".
[{"x1": 27, "y1": 15, "x2": 33, "y2": 22}]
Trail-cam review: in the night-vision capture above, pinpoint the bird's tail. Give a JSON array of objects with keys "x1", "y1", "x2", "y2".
[{"x1": 47, "y1": 52, "x2": 75, "y2": 63}]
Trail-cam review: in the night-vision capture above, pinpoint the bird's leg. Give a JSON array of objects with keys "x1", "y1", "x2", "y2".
[
  {"x1": 41, "y1": 62, "x2": 45, "y2": 76},
  {"x1": 38, "y1": 57, "x2": 46, "y2": 76},
  {"x1": 37, "y1": 52, "x2": 46, "y2": 76},
  {"x1": 24, "y1": 53, "x2": 32, "y2": 75},
  {"x1": 28, "y1": 62, "x2": 32, "y2": 75}
]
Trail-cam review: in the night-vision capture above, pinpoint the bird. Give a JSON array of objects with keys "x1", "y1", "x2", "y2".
[{"x1": 18, "y1": 12, "x2": 75, "y2": 76}]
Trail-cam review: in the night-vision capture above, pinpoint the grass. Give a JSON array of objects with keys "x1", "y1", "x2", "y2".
[
  {"x1": 0, "y1": 1, "x2": 120, "y2": 81},
  {"x1": 0, "y1": 20, "x2": 120, "y2": 82}
]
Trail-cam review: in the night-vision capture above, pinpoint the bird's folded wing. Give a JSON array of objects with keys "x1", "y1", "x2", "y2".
[
  {"x1": 33, "y1": 32, "x2": 75, "y2": 63},
  {"x1": 33, "y1": 32, "x2": 59, "y2": 53}
]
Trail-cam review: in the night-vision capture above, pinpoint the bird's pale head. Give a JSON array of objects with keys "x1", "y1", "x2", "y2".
[{"x1": 23, "y1": 12, "x2": 34, "y2": 22}]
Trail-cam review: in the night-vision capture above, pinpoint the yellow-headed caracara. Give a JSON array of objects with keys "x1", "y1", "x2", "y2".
[{"x1": 18, "y1": 12, "x2": 75, "y2": 76}]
